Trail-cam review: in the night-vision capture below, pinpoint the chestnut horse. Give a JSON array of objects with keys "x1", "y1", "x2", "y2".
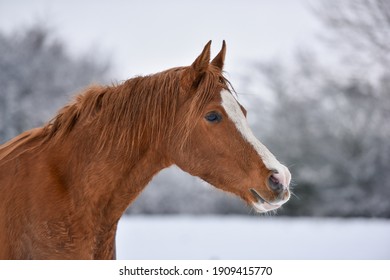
[{"x1": 0, "y1": 41, "x2": 291, "y2": 259}]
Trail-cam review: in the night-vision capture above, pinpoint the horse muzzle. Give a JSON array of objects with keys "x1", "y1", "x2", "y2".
[
  {"x1": 250, "y1": 168, "x2": 291, "y2": 213},
  {"x1": 250, "y1": 187, "x2": 290, "y2": 213}
]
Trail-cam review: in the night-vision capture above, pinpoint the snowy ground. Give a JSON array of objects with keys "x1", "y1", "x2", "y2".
[{"x1": 116, "y1": 216, "x2": 390, "y2": 260}]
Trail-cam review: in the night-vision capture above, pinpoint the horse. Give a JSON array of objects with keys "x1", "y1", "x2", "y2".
[{"x1": 0, "y1": 41, "x2": 291, "y2": 259}]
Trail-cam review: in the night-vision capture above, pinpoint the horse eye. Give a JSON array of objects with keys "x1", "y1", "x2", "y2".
[{"x1": 205, "y1": 112, "x2": 222, "y2": 123}]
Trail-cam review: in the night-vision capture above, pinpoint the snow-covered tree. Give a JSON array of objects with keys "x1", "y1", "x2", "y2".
[
  {"x1": 248, "y1": 0, "x2": 390, "y2": 217},
  {"x1": 0, "y1": 24, "x2": 109, "y2": 142}
]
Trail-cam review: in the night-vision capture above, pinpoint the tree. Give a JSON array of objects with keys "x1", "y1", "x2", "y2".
[
  {"x1": 249, "y1": 0, "x2": 390, "y2": 217},
  {"x1": 0, "y1": 24, "x2": 109, "y2": 143}
]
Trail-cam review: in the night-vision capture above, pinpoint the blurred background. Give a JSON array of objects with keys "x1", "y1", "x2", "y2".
[{"x1": 1, "y1": 0, "x2": 389, "y2": 259}]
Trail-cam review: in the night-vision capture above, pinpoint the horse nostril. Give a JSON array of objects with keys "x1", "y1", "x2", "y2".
[
  {"x1": 270, "y1": 174, "x2": 279, "y2": 185},
  {"x1": 268, "y1": 174, "x2": 284, "y2": 194}
]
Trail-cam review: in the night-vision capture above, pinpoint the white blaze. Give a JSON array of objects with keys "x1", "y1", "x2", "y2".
[{"x1": 220, "y1": 90, "x2": 290, "y2": 185}]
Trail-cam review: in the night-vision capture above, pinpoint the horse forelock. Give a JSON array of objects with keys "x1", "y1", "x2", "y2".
[{"x1": 178, "y1": 66, "x2": 232, "y2": 138}]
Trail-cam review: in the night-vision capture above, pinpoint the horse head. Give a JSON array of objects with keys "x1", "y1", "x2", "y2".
[{"x1": 169, "y1": 41, "x2": 291, "y2": 213}]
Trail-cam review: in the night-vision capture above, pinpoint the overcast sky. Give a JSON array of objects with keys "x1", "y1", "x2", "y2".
[{"x1": 0, "y1": 0, "x2": 321, "y2": 83}]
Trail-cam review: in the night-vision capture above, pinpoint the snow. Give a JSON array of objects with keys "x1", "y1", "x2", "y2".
[{"x1": 116, "y1": 216, "x2": 390, "y2": 260}]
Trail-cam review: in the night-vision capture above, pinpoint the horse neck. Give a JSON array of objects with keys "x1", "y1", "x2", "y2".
[
  {"x1": 43, "y1": 80, "x2": 178, "y2": 223},
  {"x1": 46, "y1": 122, "x2": 171, "y2": 224}
]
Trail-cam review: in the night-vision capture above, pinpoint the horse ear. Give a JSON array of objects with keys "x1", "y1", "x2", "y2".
[
  {"x1": 210, "y1": 40, "x2": 226, "y2": 71},
  {"x1": 191, "y1": 40, "x2": 212, "y2": 74}
]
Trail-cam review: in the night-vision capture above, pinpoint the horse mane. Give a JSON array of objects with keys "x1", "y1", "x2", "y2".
[
  {"x1": 40, "y1": 65, "x2": 232, "y2": 157},
  {"x1": 0, "y1": 65, "x2": 232, "y2": 162},
  {"x1": 0, "y1": 128, "x2": 45, "y2": 164}
]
